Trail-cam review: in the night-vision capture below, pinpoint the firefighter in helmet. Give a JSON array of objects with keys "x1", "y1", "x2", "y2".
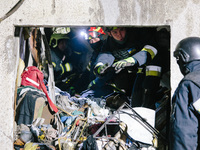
[
  {"x1": 170, "y1": 37, "x2": 200, "y2": 150},
  {"x1": 69, "y1": 27, "x2": 107, "y2": 94},
  {"x1": 81, "y1": 27, "x2": 158, "y2": 99},
  {"x1": 49, "y1": 28, "x2": 79, "y2": 93},
  {"x1": 86, "y1": 27, "x2": 106, "y2": 81},
  {"x1": 50, "y1": 27, "x2": 96, "y2": 95}
]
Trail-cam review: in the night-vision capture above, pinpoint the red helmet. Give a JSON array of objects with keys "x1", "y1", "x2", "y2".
[{"x1": 88, "y1": 27, "x2": 105, "y2": 39}]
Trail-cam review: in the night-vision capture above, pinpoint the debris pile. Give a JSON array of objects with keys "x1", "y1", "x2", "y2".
[
  {"x1": 14, "y1": 87, "x2": 169, "y2": 150},
  {"x1": 13, "y1": 66, "x2": 169, "y2": 150}
]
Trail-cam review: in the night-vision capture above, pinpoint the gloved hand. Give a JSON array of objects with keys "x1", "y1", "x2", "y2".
[
  {"x1": 95, "y1": 63, "x2": 109, "y2": 75},
  {"x1": 24, "y1": 143, "x2": 38, "y2": 150},
  {"x1": 112, "y1": 57, "x2": 136, "y2": 73}
]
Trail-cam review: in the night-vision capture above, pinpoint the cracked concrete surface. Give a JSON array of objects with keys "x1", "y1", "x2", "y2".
[{"x1": 0, "y1": 0, "x2": 200, "y2": 149}]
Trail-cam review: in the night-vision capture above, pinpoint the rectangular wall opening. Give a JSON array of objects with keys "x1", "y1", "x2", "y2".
[{"x1": 13, "y1": 26, "x2": 170, "y2": 150}]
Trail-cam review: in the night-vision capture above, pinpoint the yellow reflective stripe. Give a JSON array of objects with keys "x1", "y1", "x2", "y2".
[
  {"x1": 193, "y1": 98, "x2": 200, "y2": 113},
  {"x1": 94, "y1": 62, "x2": 104, "y2": 75},
  {"x1": 93, "y1": 80, "x2": 96, "y2": 84},
  {"x1": 146, "y1": 65, "x2": 161, "y2": 77},
  {"x1": 87, "y1": 62, "x2": 91, "y2": 71},
  {"x1": 74, "y1": 51, "x2": 81, "y2": 55},
  {"x1": 65, "y1": 63, "x2": 71, "y2": 72},
  {"x1": 52, "y1": 62, "x2": 56, "y2": 68},
  {"x1": 142, "y1": 45, "x2": 157, "y2": 59},
  {"x1": 60, "y1": 64, "x2": 64, "y2": 75},
  {"x1": 88, "y1": 80, "x2": 96, "y2": 88},
  {"x1": 65, "y1": 79, "x2": 70, "y2": 83},
  {"x1": 142, "y1": 48, "x2": 155, "y2": 59},
  {"x1": 94, "y1": 27, "x2": 101, "y2": 32},
  {"x1": 137, "y1": 67, "x2": 143, "y2": 73},
  {"x1": 87, "y1": 65, "x2": 90, "y2": 71},
  {"x1": 146, "y1": 71, "x2": 161, "y2": 77}
]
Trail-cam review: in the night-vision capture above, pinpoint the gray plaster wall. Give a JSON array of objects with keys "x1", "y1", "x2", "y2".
[{"x1": 0, "y1": 0, "x2": 200, "y2": 148}]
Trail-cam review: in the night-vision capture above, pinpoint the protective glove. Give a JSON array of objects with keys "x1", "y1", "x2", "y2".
[
  {"x1": 24, "y1": 143, "x2": 38, "y2": 150},
  {"x1": 112, "y1": 57, "x2": 136, "y2": 73},
  {"x1": 95, "y1": 63, "x2": 109, "y2": 75}
]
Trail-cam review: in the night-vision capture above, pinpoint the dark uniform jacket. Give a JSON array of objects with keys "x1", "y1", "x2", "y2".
[
  {"x1": 169, "y1": 61, "x2": 200, "y2": 150},
  {"x1": 93, "y1": 28, "x2": 158, "y2": 96},
  {"x1": 95, "y1": 28, "x2": 156, "y2": 66},
  {"x1": 131, "y1": 28, "x2": 170, "y2": 108},
  {"x1": 51, "y1": 47, "x2": 74, "y2": 82}
]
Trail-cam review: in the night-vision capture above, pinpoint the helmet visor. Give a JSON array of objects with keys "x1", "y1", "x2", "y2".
[{"x1": 174, "y1": 49, "x2": 190, "y2": 63}]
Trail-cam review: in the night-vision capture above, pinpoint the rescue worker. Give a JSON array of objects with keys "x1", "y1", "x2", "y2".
[
  {"x1": 131, "y1": 27, "x2": 170, "y2": 108},
  {"x1": 169, "y1": 37, "x2": 200, "y2": 149},
  {"x1": 86, "y1": 27, "x2": 106, "y2": 81},
  {"x1": 49, "y1": 33, "x2": 72, "y2": 78},
  {"x1": 81, "y1": 27, "x2": 158, "y2": 99},
  {"x1": 49, "y1": 28, "x2": 89, "y2": 95},
  {"x1": 67, "y1": 27, "x2": 106, "y2": 94}
]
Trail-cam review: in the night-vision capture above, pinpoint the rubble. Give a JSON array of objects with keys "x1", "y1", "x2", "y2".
[{"x1": 14, "y1": 85, "x2": 169, "y2": 150}]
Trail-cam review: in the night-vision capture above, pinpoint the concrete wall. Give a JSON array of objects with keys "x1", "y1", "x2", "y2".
[{"x1": 1, "y1": 0, "x2": 200, "y2": 148}]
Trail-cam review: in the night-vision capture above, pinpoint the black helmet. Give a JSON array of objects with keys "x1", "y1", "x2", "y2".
[
  {"x1": 174, "y1": 37, "x2": 200, "y2": 63},
  {"x1": 174, "y1": 37, "x2": 200, "y2": 75}
]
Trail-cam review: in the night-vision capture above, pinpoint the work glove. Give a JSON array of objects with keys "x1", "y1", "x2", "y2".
[
  {"x1": 112, "y1": 57, "x2": 136, "y2": 73},
  {"x1": 95, "y1": 63, "x2": 109, "y2": 75},
  {"x1": 24, "y1": 143, "x2": 38, "y2": 150}
]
